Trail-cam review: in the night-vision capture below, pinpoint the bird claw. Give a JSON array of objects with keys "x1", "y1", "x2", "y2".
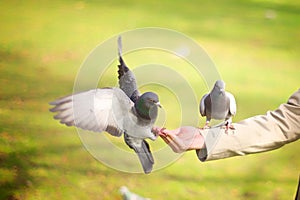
[
  {"x1": 222, "y1": 124, "x2": 235, "y2": 134},
  {"x1": 203, "y1": 125, "x2": 210, "y2": 129},
  {"x1": 200, "y1": 123, "x2": 210, "y2": 130}
]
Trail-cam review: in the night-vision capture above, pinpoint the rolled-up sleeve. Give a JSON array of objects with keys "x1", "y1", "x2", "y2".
[{"x1": 196, "y1": 89, "x2": 300, "y2": 161}]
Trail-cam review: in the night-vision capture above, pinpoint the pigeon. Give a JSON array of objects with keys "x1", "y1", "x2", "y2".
[
  {"x1": 117, "y1": 36, "x2": 161, "y2": 173},
  {"x1": 49, "y1": 37, "x2": 161, "y2": 174},
  {"x1": 199, "y1": 80, "x2": 236, "y2": 131},
  {"x1": 119, "y1": 186, "x2": 151, "y2": 200}
]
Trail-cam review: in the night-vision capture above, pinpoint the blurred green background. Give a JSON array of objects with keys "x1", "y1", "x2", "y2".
[{"x1": 0, "y1": 0, "x2": 299, "y2": 199}]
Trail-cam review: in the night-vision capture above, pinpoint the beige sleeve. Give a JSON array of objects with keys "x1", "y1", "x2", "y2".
[{"x1": 196, "y1": 89, "x2": 300, "y2": 161}]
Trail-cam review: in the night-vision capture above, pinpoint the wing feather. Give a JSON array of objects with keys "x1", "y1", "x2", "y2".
[
  {"x1": 199, "y1": 93, "x2": 209, "y2": 116},
  {"x1": 226, "y1": 91, "x2": 237, "y2": 116},
  {"x1": 117, "y1": 36, "x2": 140, "y2": 102},
  {"x1": 49, "y1": 87, "x2": 134, "y2": 137}
]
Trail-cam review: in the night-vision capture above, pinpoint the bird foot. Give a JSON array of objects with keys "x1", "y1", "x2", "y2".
[
  {"x1": 200, "y1": 123, "x2": 210, "y2": 130},
  {"x1": 222, "y1": 124, "x2": 235, "y2": 134},
  {"x1": 228, "y1": 124, "x2": 235, "y2": 130}
]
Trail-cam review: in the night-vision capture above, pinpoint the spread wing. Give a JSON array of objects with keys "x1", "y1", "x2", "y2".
[
  {"x1": 226, "y1": 91, "x2": 237, "y2": 116},
  {"x1": 117, "y1": 36, "x2": 140, "y2": 103},
  {"x1": 199, "y1": 93, "x2": 209, "y2": 116},
  {"x1": 49, "y1": 87, "x2": 133, "y2": 137}
]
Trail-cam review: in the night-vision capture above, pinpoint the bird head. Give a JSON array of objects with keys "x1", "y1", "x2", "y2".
[
  {"x1": 214, "y1": 80, "x2": 226, "y2": 95},
  {"x1": 135, "y1": 92, "x2": 161, "y2": 120}
]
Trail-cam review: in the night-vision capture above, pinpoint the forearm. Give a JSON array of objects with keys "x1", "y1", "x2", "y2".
[{"x1": 197, "y1": 89, "x2": 300, "y2": 161}]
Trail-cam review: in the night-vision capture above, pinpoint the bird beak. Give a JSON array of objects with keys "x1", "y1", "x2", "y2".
[
  {"x1": 155, "y1": 102, "x2": 162, "y2": 108},
  {"x1": 220, "y1": 89, "x2": 225, "y2": 95}
]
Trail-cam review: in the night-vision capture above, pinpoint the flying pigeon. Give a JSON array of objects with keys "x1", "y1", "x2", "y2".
[
  {"x1": 117, "y1": 36, "x2": 161, "y2": 173},
  {"x1": 119, "y1": 186, "x2": 151, "y2": 200},
  {"x1": 199, "y1": 80, "x2": 236, "y2": 131},
  {"x1": 49, "y1": 37, "x2": 161, "y2": 174}
]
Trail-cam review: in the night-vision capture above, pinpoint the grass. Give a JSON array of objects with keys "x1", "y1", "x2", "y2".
[{"x1": 0, "y1": 0, "x2": 300, "y2": 199}]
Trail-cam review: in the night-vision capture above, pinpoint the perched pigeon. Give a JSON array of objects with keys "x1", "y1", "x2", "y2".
[
  {"x1": 119, "y1": 186, "x2": 151, "y2": 200},
  {"x1": 199, "y1": 80, "x2": 236, "y2": 131},
  {"x1": 49, "y1": 37, "x2": 161, "y2": 174},
  {"x1": 117, "y1": 36, "x2": 161, "y2": 173}
]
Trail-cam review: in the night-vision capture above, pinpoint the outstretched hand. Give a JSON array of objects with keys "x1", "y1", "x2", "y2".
[{"x1": 152, "y1": 126, "x2": 205, "y2": 153}]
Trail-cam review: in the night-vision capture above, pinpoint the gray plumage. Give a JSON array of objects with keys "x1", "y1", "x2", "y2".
[
  {"x1": 117, "y1": 36, "x2": 161, "y2": 173},
  {"x1": 49, "y1": 87, "x2": 160, "y2": 173},
  {"x1": 49, "y1": 37, "x2": 161, "y2": 174},
  {"x1": 124, "y1": 133, "x2": 154, "y2": 174},
  {"x1": 119, "y1": 186, "x2": 151, "y2": 200},
  {"x1": 118, "y1": 36, "x2": 140, "y2": 102},
  {"x1": 200, "y1": 80, "x2": 236, "y2": 128},
  {"x1": 49, "y1": 88, "x2": 158, "y2": 140}
]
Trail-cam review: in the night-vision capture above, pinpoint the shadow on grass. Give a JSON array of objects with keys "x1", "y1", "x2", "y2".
[
  {"x1": 0, "y1": 48, "x2": 81, "y2": 199},
  {"x1": 164, "y1": 164, "x2": 299, "y2": 199},
  {"x1": 0, "y1": 149, "x2": 37, "y2": 200}
]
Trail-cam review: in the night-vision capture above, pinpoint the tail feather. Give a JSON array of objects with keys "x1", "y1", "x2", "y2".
[
  {"x1": 124, "y1": 133, "x2": 154, "y2": 174},
  {"x1": 135, "y1": 140, "x2": 154, "y2": 174}
]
